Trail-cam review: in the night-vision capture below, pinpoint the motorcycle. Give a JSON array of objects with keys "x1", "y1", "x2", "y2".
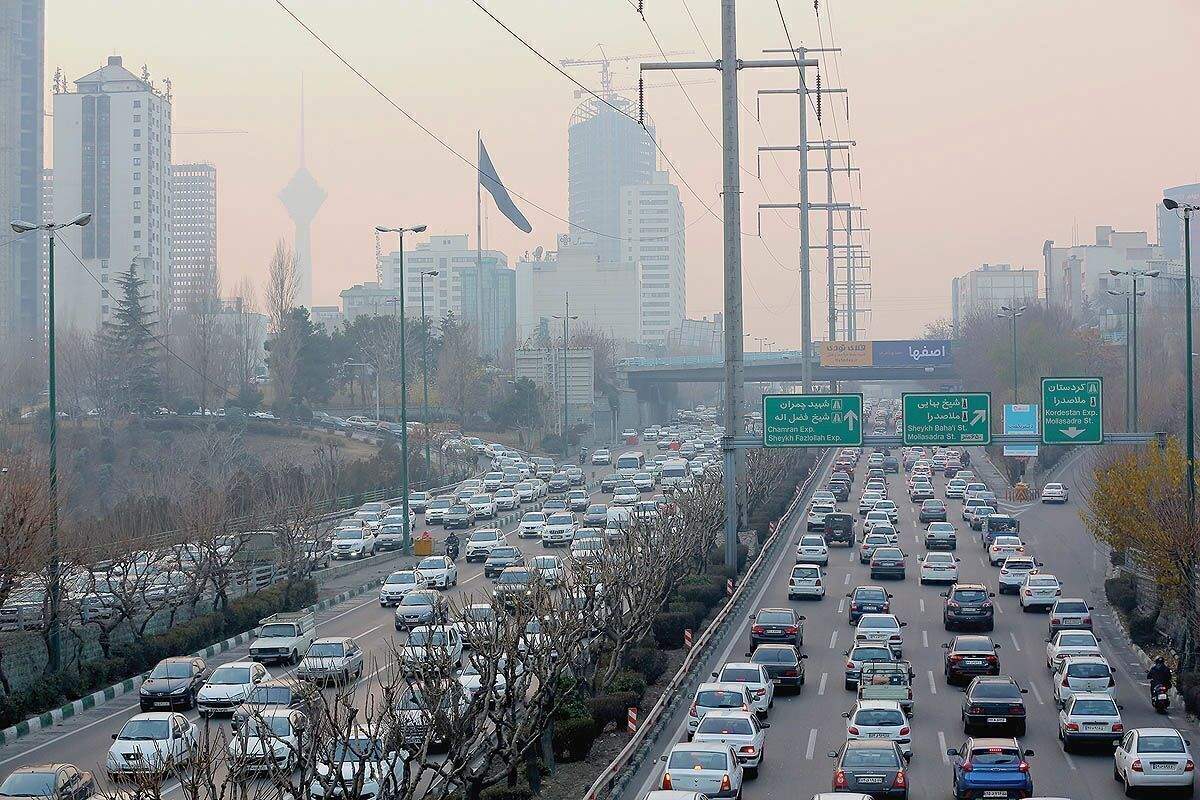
[
  {"x1": 1152, "y1": 684, "x2": 1171, "y2": 714},
  {"x1": 445, "y1": 537, "x2": 460, "y2": 561}
]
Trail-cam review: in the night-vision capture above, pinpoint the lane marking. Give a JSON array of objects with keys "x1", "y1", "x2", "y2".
[
  {"x1": 837, "y1": 598, "x2": 847, "y2": 614},
  {"x1": 818, "y1": 672, "x2": 828, "y2": 696},
  {"x1": 938, "y1": 730, "x2": 949, "y2": 764},
  {"x1": 978, "y1": 555, "x2": 987, "y2": 567},
  {"x1": 1009, "y1": 632, "x2": 1021, "y2": 651},
  {"x1": 1063, "y1": 752, "x2": 1078, "y2": 771},
  {"x1": 927, "y1": 670, "x2": 938, "y2": 695},
  {"x1": 919, "y1": 598, "x2": 925, "y2": 614},
  {"x1": 843, "y1": 573, "x2": 851, "y2": 586},
  {"x1": 805, "y1": 728, "x2": 818, "y2": 760},
  {"x1": 829, "y1": 631, "x2": 839, "y2": 650},
  {"x1": 995, "y1": 601, "x2": 1004, "y2": 615},
  {"x1": 922, "y1": 630, "x2": 929, "y2": 649},
  {"x1": 1028, "y1": 682, "x2": 1045, "y2": 705}
]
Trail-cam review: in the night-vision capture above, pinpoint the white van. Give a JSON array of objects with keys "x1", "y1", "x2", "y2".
[
  {"x1": 660, "y1": 458, "x2": 690, "y2": 490},
  {"x1": 615, "y1": 451, "x2": 646, "y2": 477}
]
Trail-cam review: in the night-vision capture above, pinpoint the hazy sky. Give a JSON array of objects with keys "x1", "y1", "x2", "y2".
[{"x1": 45, "y1": 1, "x2": 1200, "y2": 343}]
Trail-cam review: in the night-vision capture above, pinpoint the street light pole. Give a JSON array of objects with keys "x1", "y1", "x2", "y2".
[
  {"x1": 376, "y1": 223, "x2": 426, "y2": 555},
  {"x1": 419, "y1": 270, "x2": 438, "y2": 475},
  {"x1": 10, "y1": 212, "x2": 91, "y2": 674},
  {"x1": 1110, "y1": 268, "x2": 1160, "y2": 431},
  {"x1": 997, "y1": 305, "x2": 1025, "y2": 404},
  {"x1": 1164, "y1": 198, "x2": 1197, "y2": 538},
  {"x1": 553, "y1": 294, "x2": 578, "y2": 459}
]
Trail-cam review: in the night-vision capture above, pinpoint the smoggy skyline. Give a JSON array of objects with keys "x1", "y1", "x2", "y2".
[{"x1": 44, "y1": 0, "x2": 1200, "y2": 343}]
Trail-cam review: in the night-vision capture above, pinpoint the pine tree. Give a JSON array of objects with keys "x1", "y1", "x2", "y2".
[{"x1": 102, "y1": 261, "x2": 161, "y2": 412}]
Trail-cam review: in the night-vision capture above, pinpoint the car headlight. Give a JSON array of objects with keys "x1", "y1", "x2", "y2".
[{"x1": 172, "y1": 685, "x2": 190, "y2": 695}]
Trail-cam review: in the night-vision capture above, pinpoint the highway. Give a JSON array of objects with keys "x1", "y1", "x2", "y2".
[
  {"x1": 629, "y1": 445, "x2": 1197, "y2": 800},
  {"x1": 0, "y1": 449, "x2": 634, "y2": 788}
]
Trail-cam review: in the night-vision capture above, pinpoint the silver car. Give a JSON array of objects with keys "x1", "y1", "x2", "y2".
[
  {"x1": 657, "y1": 742, "x2": 744, "y2": 798},
  {"x1": 692, "y1": 709, "x2": 768, "y2": 775}
]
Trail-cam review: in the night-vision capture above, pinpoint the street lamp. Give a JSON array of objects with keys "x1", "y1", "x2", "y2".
[
  {"x1": 10, "y1": 211, "x2": 92, "y2": 673},
  {"x1": 997, "y1": 305, "x2": 1025, "y2": 405},
  {"x1": 374, "y1": 223, "x2": 426, "y2": 556},
  {"x1": 1109, "y1": 268, "x2": 1160, "y2": 431},
  {"x1": 1107, "y1": 287, "x2": 1147, "y2": 430},
  {"x1": 552, "y1": 294, "x2": 578, "y2": 459},
  {"x1": 1164, "y1": 197, "x2": 1197, "y2": 535},
  {"x1": 418, "y1": 270, "x2": 439, "y2": 474}
]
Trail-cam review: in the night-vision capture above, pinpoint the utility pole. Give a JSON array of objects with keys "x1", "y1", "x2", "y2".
[{"x1": 642, "y1": 3, "x2": 816, "y2": 577}]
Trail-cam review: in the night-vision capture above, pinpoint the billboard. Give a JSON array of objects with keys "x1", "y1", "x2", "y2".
[
  {"x1": 819, "y1": 341, "x2": 872, "y2": 367},
  {"x1": 1003, "y1": 403, "x2": 1039, "y2": 457},
  {"x1": 871, "y1": 340, "x2": 953, "y2": 367}
]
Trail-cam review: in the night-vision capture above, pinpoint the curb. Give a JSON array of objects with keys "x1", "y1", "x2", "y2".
[{"x1": 0, "y1": 572, "x2": 390, "y2": 749}]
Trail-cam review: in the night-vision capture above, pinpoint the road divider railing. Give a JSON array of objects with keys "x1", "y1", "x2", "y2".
[{"x1": 582, "y1": 449, "x2": 831, "y2": 800}]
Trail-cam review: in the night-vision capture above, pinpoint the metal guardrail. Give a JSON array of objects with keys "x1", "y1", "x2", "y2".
[{"x1": 583, "y1": 450, "x2": 831, "y2": 800}]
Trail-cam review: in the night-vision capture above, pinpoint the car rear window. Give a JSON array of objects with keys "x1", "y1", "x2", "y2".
[
  {"x1": 1066, "y1": 662, "x2": 1111, "y2": 678},
  {"x1": 719, "y1": 668, "x2": 762, "y2": 683},
  {"x1": 853, "y1": 648, "x2": 892, "y2": 661},
  {"x1": 1139, "y1": 735, "x2": 1186, "y2": 753},
  {"x1": 955, "y1": 639, "x2": 994, "y2": 652},
  {"x1": 696, "y1": 717, "x2": 754, "y2": 735},
  {"x1": 756, "y1": 610, "x2": 793, "y2": 625},
  {"x1": 1059, "y1": 633, "x2": 1098, "y2": 646},
  {"x1": 842, "y1": 748, "x2": 900, "y2": 768},
  {"x1": 855, "y1": 708, "x2": 903, "y2": 726},
  {"x1": 969, "y1": 748, "x2": 1020, "y2": 765},
  {"x1": 952, "y1": 590, "x2": 988, "y2": 603},
  {"x1": 874, "y1": 548, "x2": 903, "y2": 559},
  {"x1": 668, "y1": 750, "x2": 730, "y2": 770},
  {"x1": 1056, "y1": 601, "x2": 1088, "y2": 613},
  {"x1": 697, "y1": 690, "x2": 745, "y2": 708},
  {"x1": 855, "y1": 589, "x2": 887, "y2": 603},
  {"x1": 970, "y1": 682, "x2": 1021, "y2": 700},
  {"x1": 752, "y1": 648, "x2": 796, "y2": 664},
  {"x1": 1072, "y1": 698, "x2": 1118, "y2": 715}
]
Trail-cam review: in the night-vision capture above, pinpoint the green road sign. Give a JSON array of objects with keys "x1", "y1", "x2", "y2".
[
  {"x1": 902, "y1": 392, "x2": 992, "y2": 446},
  {"x1": 1041, "y1": 377, "x2": 1103, "y2": 444},
  {"x1": 762, "y1": 393, "x2": 864, "y2": 447}
]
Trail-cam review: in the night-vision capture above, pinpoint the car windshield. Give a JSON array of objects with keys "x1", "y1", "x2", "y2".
[
  {"x1": 120, "y1": 719, "x2": 170, "y2": 740},
  {"x1": 490, "y1": 548, "x2": 519, "y2": 559},
  {"x1": 416, "y1": 558, "x2": 444, "y2": 570},
  {"x1": 464, "y1": 606, "x2": 494, "y2": 621},
  {"x1": 1139, "y1": 735, "x2": 1186, "y2": 753},
  {"x1": 150, "y1": 661, "x2": 193, "y2": 679},
  {"x1": 587, "y1": 505, "x2": 606, "y2": 514},
  {"x1": 971, "y1": 682, "x2": 1020, "y2": 699},
  {"x1": 1072, "y1": 698, "x2": 1118, "y2": 716},
  {"x1": 842, "y1": 748, "x2": 899, "y2": 768},
  {"x1": 969, "y1": 747, "x2": 1021, "y2": 765},
  {"x1": 334, "y1": 529, "x2": 363, "y2": 540},
  {"x1": 401, "y1": 594, "x2": 433, "y2": 607},
  {"x1": 548, "y1": 514, "x2": 574, "y2": 525},
  {"x1": 332, "y1": 738, "x2": 385, "y2": 762},
  {"x1": 697, "y1": 716, "x2": 754, "y2": 735},
  {"x1": 756, "y1": 610, "x2": 794, "y2": 625},
  {"x1": 1056, "y1": 601, "x2": 1088, "y2": 613},
  {"x1": 0, "y1": 773, "x2": 56, "y2": 797},
  {"x1": 696, "y1": 690, "x2": 745, "y2": 708},
  {"x1": 523, "y1": 513, "x2": 545, "y2": 523},
  {"x1": 469, "y1": 531, "x2": 499, "y2": 543},
  {"x1": 469, "y1": 495, "x2": 491, "y2": 503},
  {"x1": 953, "y1": 590, "x2": 988, "y2": 603},
  {"x1": 210, "y1": 666, "x2": 251, "y2": 684},
  {"x1": 429, "y1": 500, "x2": 451, "y2": 509},
  {"x1": 386, "y1": 572, "x2": 416, "y2": 585},
  {"x1": 719, "y1": 668, "x2": 762, "y2": 683},
  {"x1": 855, "y1": 590, "x2": 887, "y2": 603},
  {"x1": 247, "y1": 686, "x2": 292, "y2": 705},
  {"x1": 668, "y1": 750, "x2": 730, "y2": 771},
  {"x1": 855, "y1": 708, "x2": 903, "y2": 726},
  {"x1": 752, "y1": 648, "x2": 796, "y2": 664},
  {"x1": 259, "y1": 623, "x2": 300, "y2": 639},
  {"x1": 1059, "y1": 634, "x2": 1098, "y2": 646},
  {"x1": 407, "y1": 630, "x2": 448, "y2": 647},
  {"x1": 532, "y1": 557, "x2": 558, "y2": 569},
  {"x1": 307, "y1": 642, "x2": 345, "y2": 658},
  {"x1": 499, "y1": 570, "x2": 530, "y2": 585},
  {"x1": 245, "y1": 716, "x2": 292, "y2": 738}
]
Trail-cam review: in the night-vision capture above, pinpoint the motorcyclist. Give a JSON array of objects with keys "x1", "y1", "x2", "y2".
[
  {"x1": 1148, "y1": 656, "x2": 1172, "y2": 692},
  {"x1": 444, "y1": 531, "x2": 460, "y2": 559}
]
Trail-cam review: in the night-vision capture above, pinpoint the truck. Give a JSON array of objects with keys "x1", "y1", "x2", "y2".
[
  {"x1": 249, "y1": 611, "x2": 317, "y2": 665},
  {"x1": 856, "y1": 660, "x2": 915, "y2": 718}
]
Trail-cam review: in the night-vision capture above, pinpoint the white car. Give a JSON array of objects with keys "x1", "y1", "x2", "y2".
[
  {"x1": 812, "y1": 490, "x2": 837, "y2": 506},
  {"x1": 1041, "y1": 482, "x2": 1069, "y2": 504},
  {"x1": 227, "y1": 708, "x2": 304, "y2": 776},
  {"x1": 842, "y1": 700, "x2": 912, "y2": 757},
  {"x1": 1046, "y1": 630, "x2": 1103, "y2": 671},
  {"x1": 1058, "y1": 692, "x2": 1123, "y2": 751},
  {"x1": 997, "y1": 556, "x2": 1040, "y2": 593},
  {"x1": 918, "y1": 552, "x2": 960, "y2": 584},
  {"x1": 196, "y1": 661, "x2": 269, "y2": 717},
  {"x1": 415, "y1": 555, "x2": 458, "y2": 589},
  {"x1": 591, "y1": 449, "x2": 612, "y2": 465},
  {"x1": 106, "y1": 712, "x2": 197, "y2": 780},
  {"x1": 961, "y1": 497, "x2": 989, "y2": 521},
  {"x1": 1019, "y1": 573, "x2": 1061, "y2": 610},
  {"x1": 685, "y1": 682, "x2": 753, "y2": 737},
  {"x1": 453, "y1": 603, "x2": 497, "y2": 649},
  {"x1": 424, "y1": 498, "x2": 452, "y2": 525},
  {"x1": 873, "y1": 500, "x2": 900, "y2": 525},
  {"x1": 657, "y1": 742, "x2": 745, "y2": 797},
  {"x1": 352, "y1": 509, "x2": 384, "y2": 530},
  {"x1": 515, "y1": 482, "x2": 537, "y2": 503},
  {"x1": 467, "y1": 494, "x2": 497, "y2": 519},
  {"x1": 713, "y1": 662, "x2": 774, "y2": 716},
  {"x1": 518, "y1": 512, "x2": 547, "y2": 539},
  {"x1": 612, "y1": 486, "x2": 640, "y2": 506},
  {"x1": 379, "y1": 570, "x2": 420, "y2": 606},
  {"x1": 540, "y1": 513, "x2": 576, "y2": 547},
  {"x1": 1114, "y1": 727, "x2": 1195, "y2": 795},
  {"x1": 465, "y1": 528, "x2": 502, "y2": 562},
  {"x1": 493, "y1": 488, "x2": 520, "y2": 511},
  {"x1": 945, "y1": 478, "x2": 968, "y2": 499},
  {"x1": 457, "y1": 658, "x2": 508, "y2": 701},
  {"x1": 400, "y1": 625, "x2": 463, "y2": 670},
  {"x1": 1052, "y1": 655, "x2": 1116, "y2": 707},
  {"x1": 987, "y1": 536, "x2": 1026, "y2": 566},
  {"x1": 854, "y1": 614, "x2": 906, "y2": 655},
  {"x1": 807, "y1": 502, "x2": 836, "y2": 531},
  {"x1": 795, "y1": 534, "x2": 829, "y2": 565},
  {"x1": 530, "y1": 554, "x2": 564, "y2": 587},
  {"x1": 858, "y1": 493, "x2": 883, "y2": 516},
  {"x1": 964, "y1": 482, "x2": 988, "y2": 499},
  {"x1": 691, "y1": 710, "x2": 768, "y2": 775},
  {"x1": 787, "y1": 563, "x2": 824, "y2": 600},
  {"x1": 863, "y1": 510, "x2": 892, "y2": 534},
  {"x1": 330, "y1": 527, "x2": 376, "y2": 560},
  {"x1": 310, "y1": 727, "x2": 399, "y2": 800}
]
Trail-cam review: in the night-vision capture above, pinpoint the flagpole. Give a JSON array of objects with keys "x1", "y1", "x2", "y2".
[{"x1": 476, "y1": 130, "x2": 485, "y2": 355}]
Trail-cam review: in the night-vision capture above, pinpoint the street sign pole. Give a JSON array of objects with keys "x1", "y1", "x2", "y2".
[
  {"x1": 762, "y1": 394, "x2": 864, "y2": 447},
  {"x1": 1041, "y1": 377, "x2": 1103, "y2": 445}
]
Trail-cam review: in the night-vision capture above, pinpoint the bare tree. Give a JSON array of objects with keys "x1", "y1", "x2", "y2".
[
  {"x1": 228, "y1": 277, "x2": 263, "y2": 394},
  {"x1": 178, "y1": 271, "x2": 226, "y2": 413},
  {"x1": 265, "y1": 240, "x2": 301, "y2": 410}
]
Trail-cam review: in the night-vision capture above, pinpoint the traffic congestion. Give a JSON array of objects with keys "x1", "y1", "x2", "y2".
[{"x1": 636, "y1": 397, "x2": 1194, "y2": 800}]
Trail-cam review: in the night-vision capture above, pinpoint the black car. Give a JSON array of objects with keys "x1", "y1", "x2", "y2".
[
  {"x1": 942, "y1": 583, "x2": 996, "y2": 631},
  {"x1": 824, "y1": 513, "x2": 856, "y2": 546},
  {"x1": 139, "y1": 656, "x2": 207, "y2": 711},
  {"x1": 828, "y1": 739, "x2": 910, "y2": 799},
  {"x1": 882, "y1": 456, "x2": 900, "y2": 473},
  {"x1": 943, "y1": 635, "x2": 1001, "y2": 685},
  {"x1": 443, "y1": 504, "x2": 477, "y2": 529},
  {"x1": 548, "y1": 474, "x2": 570, "y2": 492},
  {"x1": 918, "y1": 499, "x2": 947, "y2": 523},
  {"x1": 484, "y1": 546, "x2": 525, "y2": 578},
  {"x1": 749, "y1": 607, "x2": 805, "y2": 649},
  {"x1": 827, "y1": 480, "x2": 851, "y2": 502},
  {"x1": 847, "y1": 585, "x2": 892, "y2": 624},
  {"x1": 961, "y1": 675, "x2": 1028, "y2": 736},
  {"x1": 232, "y1": 677, "x2": 323, "y2": 730},
  {"x1": 600, "y1": 474, "x2": 621, "y2": 493},
  {"x1": 747, "y1": 643, "x2": 806, "y2": 689}
]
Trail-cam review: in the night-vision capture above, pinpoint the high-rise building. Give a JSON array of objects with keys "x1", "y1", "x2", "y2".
[
  {"x1": 379, "y1": 234, "x2": 514, "y2": 354},
  {"x1": 621, "y1": 171, "x2": 685, "y2": 349},
  {"x1": 52, "y1": 55, "x2": 173, "y2": 331},
  {"x1": 1159, "y1": 183, "x2": 1200, "y2": 262},
  {"x1": 0, "y1": 0, "x2": 45, "y2": 343},
  {"x1": 170, "y1": 163, "x2": 217, "y2": 313},
  {"x1": 950, "y1": 263, "x2": 1039, "y2": 330},
  {"x1": 567, "y1": 96, "x2": 656, "y2": 265}
]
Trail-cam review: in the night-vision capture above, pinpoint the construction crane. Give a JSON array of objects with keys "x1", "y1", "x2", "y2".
[
  {"x1": 573, "y1": 78, "x2": 714, "y2": 99},
  {"x1": 560, "y1": 45, "x2": 692, "y2": 99}
]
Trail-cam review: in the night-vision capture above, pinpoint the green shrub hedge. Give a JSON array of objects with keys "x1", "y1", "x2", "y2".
[
  {"x1": 1105, "y1": 574, "x2": 1138, "y2": 613},
  {"x1": 607, "y1": 670, "x2": 648, "y2": 701},
  {"x1": 0, "y1": 579, "x2": 316, "y2": 730},
  {"x1": 652, "y1": 612, "x2": 692, "y2": 648},
  {"x1": 590, "y1": 691, "x2": 639, "y2": 733},
  {"x1": 1129, "y1": 609, "x2": 1160, "y2": 647},
  {"x1": 624, "y1": 647, "x2": 670, "y2": 684},
  {"x1": 479, "y1": 783, "x2": 535, "y2": 800}
]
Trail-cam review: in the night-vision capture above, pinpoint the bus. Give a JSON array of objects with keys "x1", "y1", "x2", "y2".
[{"x1": 615, "y1": 451, "x2": 646, "y2": 477}]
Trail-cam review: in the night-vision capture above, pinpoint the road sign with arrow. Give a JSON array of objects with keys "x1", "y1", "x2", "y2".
[
  {"x1": 762, "y1": 393, "x2": 864, "y2": 447},
  {"x1": 1041, "y1": 377, "x2": 1103, "y2": 445},
  {"x1": 902, "y1": 392, "x2": 992, "y2": 446}
]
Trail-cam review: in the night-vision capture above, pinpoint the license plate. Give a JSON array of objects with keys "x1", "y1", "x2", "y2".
[
  {"x1": 155, "y1": 701, "x2": 170, "y2": 708},
  {"x1": 983, "y1": 792, "x2": 1007, "y2": 799},
  {"x1": 1084, "y1": 723, "x2": 1106, "y2": 731},
  {"x1": 986, "y1": 717, "x2": 1006, "y2": 723},
  {"x1": 965, "y1": 660, "x2": 985, "y2": 666},
  {"x1": 858, "y1": 777, "x2": 883, "y2": 784},
  {"x1": 866, "y1": 733, "x2": 890, "y2": 738},
  {"x1": 767, "y1": 629, "x2": 782, "y2": 634},
  {"x1": 1151, "y1": 762, "x2": 1176, "y2": 771}
]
